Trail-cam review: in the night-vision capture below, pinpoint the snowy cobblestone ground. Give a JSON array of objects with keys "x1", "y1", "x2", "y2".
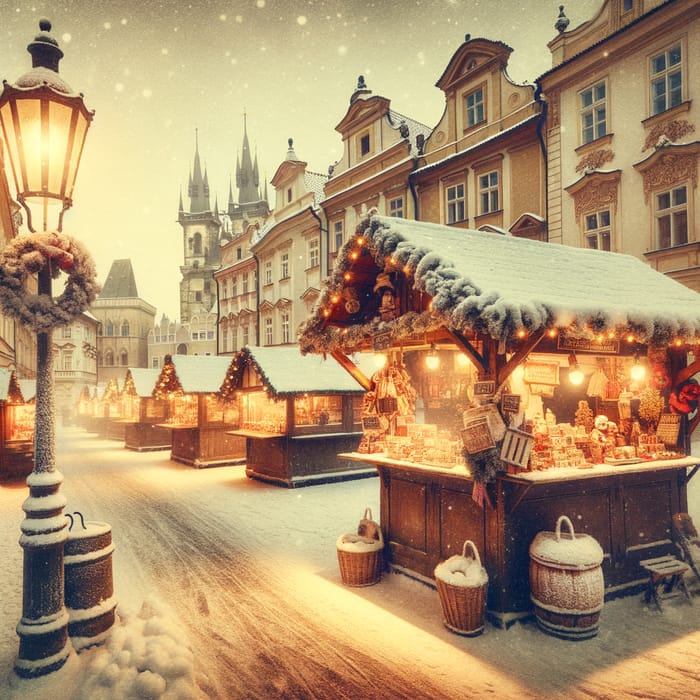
[{"x1": 1, "y1": 428, "x2": 699, "y2": 699}]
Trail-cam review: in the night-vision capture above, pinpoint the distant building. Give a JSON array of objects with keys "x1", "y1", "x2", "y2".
[
  {"x1": 147, "y1": 314, "x2": 216, "y2": 368},
  {"x1": 92, "y1": 258, "x2": 156, "y2": 384},
  {"x1": 53, "y1": 311, "x2": 98, "y2": 425}
]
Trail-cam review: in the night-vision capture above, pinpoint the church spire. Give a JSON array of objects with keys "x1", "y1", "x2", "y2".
[
  {"x1": 236, "y1": 112, "x2": 260, "y2": 204},
  {"x1": 187, "y1": 129, "x2": 211, "y2": 213}
]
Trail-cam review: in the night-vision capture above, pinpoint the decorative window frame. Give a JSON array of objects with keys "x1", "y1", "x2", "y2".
[
  {"x1": 463, "y1": 82, "x2": 487, "y2": 132},
  {"x1": 578, "y1": 78, "x2": 608, "y2": 147},
  {"x1": 647, "y1": 37, "x2": 687, "y2": 119}
]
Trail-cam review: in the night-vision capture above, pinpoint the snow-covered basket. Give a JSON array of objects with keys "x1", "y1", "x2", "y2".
[
  {"x1": 336, "y1": 508, "x2": 384, "y2": 587},
  {"x1": 529, "y1": 515, "x2": 604, "y2": 640},
  {"x1": 434, "y1": 540, "x2": 488, "y2": 636}
]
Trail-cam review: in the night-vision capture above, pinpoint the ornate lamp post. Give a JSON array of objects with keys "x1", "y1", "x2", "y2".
[{"x1": 0, "y1": 19, "x2": 95, "y2": 678}]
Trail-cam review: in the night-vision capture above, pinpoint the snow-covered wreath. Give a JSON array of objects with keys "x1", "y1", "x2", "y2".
[{"x1": 0, "y1": 231, "x2": 100, "y2": 333}]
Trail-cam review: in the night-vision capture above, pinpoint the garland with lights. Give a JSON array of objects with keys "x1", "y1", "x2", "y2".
[{"x1": 0, "y1": 231, "x2": 100, "y2": 333}]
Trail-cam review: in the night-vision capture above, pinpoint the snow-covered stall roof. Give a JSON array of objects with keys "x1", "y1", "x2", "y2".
[
  {"x1": 124, "y1": 368, "x2": 161, "y2": 398},
  {"x1": 298, "y1": 214, "x2": 700, "y2": 355},
  {"x1": 0, "y1": 368, "x2": 24, "y2": 403},
  {"x1": 18, "y1": 379, "x2": 36, "y2": 402},
  {"x1": 220, "y1": 345, "x2": 369, "y2": 399},
  {"x1": 154, "y1": 354, "x2": 232, "y2": 396}
]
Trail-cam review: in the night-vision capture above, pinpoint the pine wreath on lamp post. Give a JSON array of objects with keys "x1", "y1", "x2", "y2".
[{"x1": 0, "y1": 19, "x2": 95, "y2": 678}]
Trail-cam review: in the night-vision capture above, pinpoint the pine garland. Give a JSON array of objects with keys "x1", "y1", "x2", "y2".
[
  {"x1": 0, "y1": 232, "x2": 100, "y2": 333},
  {"x1": 464, "y1": 447, "x2": 503, "y2": 484}
]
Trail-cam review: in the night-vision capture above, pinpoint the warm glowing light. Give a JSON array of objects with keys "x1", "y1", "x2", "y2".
[
  {"x1": 322, "y1": 308, "x2": 330, "y2": 317},
  {"x1": 568, "y1": 353, "x2": 584, "y2": 386},
  {"x1": 344, "y1": 272, "x2": 351, "y2": 281},
  {"x1": 626, "y1": 334, "x2": 635, "y2": 343},
  {"x1": 630, "y1": 357, "x2": 646, "y2": 382},
  {"x1": 373, "y1": 353, "x2": 388, "y2": 368},
  {"x1": 350, "y1": 251, "x2": 358, "y2": 260},
  {"x1": 356, "y1": 236, "x2": 365, "y2": 246},
  {"x1": 425, "y1": 345, "x2": 440, "y2": 371},
  {"x1": 456, "y1": 353, "x2": 470, "y2": 367},
  {"x1": 675, "y1": 339, "x2": 683, "y2": 347},
  {"x1": 331, "y1": 295, "x2": 340, "y2": 304},
  {"x1": 548, "y1": 329, "x2": 557, "y2": 338},
  {"x1": 517, "y1": 329, "x2": 526, "y2": 339}
]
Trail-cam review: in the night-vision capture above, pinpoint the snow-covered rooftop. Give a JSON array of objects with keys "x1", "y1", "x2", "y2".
[
  {"x1": 126, "y1": 368, "x2": 161, "y2": 398},
  {"x1": 299, "y1": 214, "x2": 700, "y2": 354},
  {"x1": 161, "y1": 355, "x2": 232, "y2": 394},
  {"x1": 233, "y1": 345, "x2": 368, "y2": 396}
]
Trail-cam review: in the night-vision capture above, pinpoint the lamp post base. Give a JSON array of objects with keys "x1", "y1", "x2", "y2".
[{"x1": 14, "y1": 469, "x2": 72, "y2": 678}]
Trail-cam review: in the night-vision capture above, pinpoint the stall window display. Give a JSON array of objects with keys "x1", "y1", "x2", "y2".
[
  {"x1": 166, "y1": 395, "x2": 198, "y2": 426},
  {"x1": 239, "y1": 392, "x2": 287, "y2": 434},
  {"x1": 294, "y1": 395, "x2": 343, "y2": 427},
  {"x1": 8, "y1": 404, "x2": 34, "y2": 442}
]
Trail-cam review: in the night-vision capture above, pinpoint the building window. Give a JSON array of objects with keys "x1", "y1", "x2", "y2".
[
  {"x1": 195, "y1": 291, "x2": 202, "y2": 302},
  {"x1": 264, "y1": 317, "x2": 273, "y2": 346},
  {"x1": 655, "y1": 185, "x2": 688, "y2": 249},
  {"x1": 333, "y1": 221, "x2": 343, "y2": 252},
  {"x1": 193, "y1": 232, "x2": 202, "y2": 255},
  {"x1": 584, "y1": 210, "x2": 611, "y2": 251},
  {"x1": 308, "y1": 238, "x2": 319, "y2": 268},
  {"x1": 232, "y1": 276, "x2": 238, "y2": 297},
  {"x1": 152, "y1": 357, "x2": 160, "y2": 368},
  {"x1": 389, "y1": 196, "x2": 404, "y2": 218},
  {"x1": 121, "y1": 320, "x2": 129, "y2": 337},
  {"x1": 623, "y1": 0, "x2": 633, "y2": 11},
  {"x1": 62, "y1": 327, "x2": 72, "y2": 339},
  {"x1": 105, "y1": 350, "x2": 114, "y2": 366},
  {"x1": 282, "y1": 312, "x2": 290, "y2": 344},
  {"x1": 236, "y1": 247, "x2": 242, "y2": 260},
  {"x1": 287, "y1": 187, "x2": 292, "y2": 203},
  {"x1": 580, "y1": 81, "x2": 607, "y2": 145},
  {"x1": 446, "y1": 183, "x2": 465, "y2": 224},
  {"x1": 63, "y1": 352, "x2": 73, "y2": 371},
  {"x1": 105, "y1": 320, "x2": 114, "y2": 337},
  {"x1": 264, "y1": 260, "x2": 273, "y2": 285},
  {"x1": 280, "y1": 252, "x2": 289, "y2": 279},
  {"x1": 650, "y1": 45, "x2": 682, "y2": 116},
  {"x1": 360, "y1": 133, "x2": 370, "y2": 156},
  {"x1": 465, "y1": 87, "x2": 485, "y2": 128},
  {"x1": 478, "y1": 171, "x2": 500, "y2": 214},
  {"x1": 242, "y1": 325, "x2": 249, "y2": 347},
  {"x1": 242, "y1": 273, "x2": 249, "y2": 294}
]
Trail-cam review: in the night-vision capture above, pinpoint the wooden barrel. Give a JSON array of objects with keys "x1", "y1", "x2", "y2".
[
  {"x1": 529, "y1": 515, "x2": 604, "y2": 640},
  {"x1": 64, "y1": 515, "x2": 117, "y2": 650}
]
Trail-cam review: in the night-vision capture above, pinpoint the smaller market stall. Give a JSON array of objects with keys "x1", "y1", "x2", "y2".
[
  {"x1": 0, "y1": 368, "x2": 34, "y2": 480},
  {"x1": 299, "y1": 213, "x2": 700, "y2": 628},
  {"x1": 121, "y1": 368, "x2": 171, "y2": 452},
  {"x1": 84, "y1": 378, "x2": 123, "y2": 439},
  {"x1": 222, "y1": 345, "x2": 373, "y2": 487},
  {"x1": 153, "y1": 354, "x2": 245, "y2": 468}
]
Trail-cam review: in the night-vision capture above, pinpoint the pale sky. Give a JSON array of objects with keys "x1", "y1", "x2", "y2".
[{"x1": 0, "y1": 0, "x2": 601, "y2": 321}]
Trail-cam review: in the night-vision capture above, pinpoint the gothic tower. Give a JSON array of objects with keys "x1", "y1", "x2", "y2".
[
  {"x1": 225, "y1": 113, "x2": 270, "y2": 237},
  {"x1": 178, "y1": 131, "x2": 222, "y2": 323}
]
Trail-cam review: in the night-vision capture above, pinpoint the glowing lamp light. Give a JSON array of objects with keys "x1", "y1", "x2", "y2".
[
  {"x1": 456, "y1": 352, "x2": 470, "y2": 367},
  {"x1": 0, "y1": 20, "x2": 94, "y2": 232},
  {"x1": 630, "y1": 355, "x2": 646, "y2": 382},
  {"x1": 425, "y1": 344, "x2": 440, "y2": 371},
  {"x1": 568, "y1": 353, "x2": 584, "y2": 386},
  {"x1": 373, "y1": 353, "x2": 387, "y2": 368}
]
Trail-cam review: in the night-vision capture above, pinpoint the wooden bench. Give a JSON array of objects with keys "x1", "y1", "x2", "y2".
[{"x1": 640, "y1": 555, "x2": 693, "y2": 612}]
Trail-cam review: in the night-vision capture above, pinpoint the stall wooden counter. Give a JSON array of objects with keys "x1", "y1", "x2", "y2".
[
  {"x1": 121, "y1": 367, "x2": 171, "y2": 452},
  {"x1": 298, "y1": 214, "x2": 700, "y2": 628},
  {"x1": 153, "y1": 354, "x2": 245, "y2": 468},
  {"x1": 222, "y1": 345, "x2": 374, "y2": 487}
]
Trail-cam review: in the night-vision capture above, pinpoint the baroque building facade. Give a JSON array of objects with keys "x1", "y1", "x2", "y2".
[{"x1": 539, "y1": 0, "x2": 700, "y2": 292}]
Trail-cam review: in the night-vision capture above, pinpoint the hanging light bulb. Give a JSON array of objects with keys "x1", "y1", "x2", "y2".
[
  {"x1": 630, "y1": 354, "x2": 646, "y2": 382},
  {"x1": 374, "y1": 353, "x2": 388, "y2": 368},
  {"x1": 568, "y1": 353, "x2": 584, "y2": 386},
  {"x1": 456, "y1": 352, "x2": 470, "y2": 367},
  {"x1": 425, "y1": 344, "x2": 440, "y2": 371}
]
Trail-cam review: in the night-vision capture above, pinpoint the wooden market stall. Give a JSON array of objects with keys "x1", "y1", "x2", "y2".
[
  {"x1": 222, "y1": 345, "x2": 373, "y2": 487},
  {"x1": 153, "y1": 354, "x2": 245, "y2": 468},
  {"x1": 121, "y1": 368, "x2": 171, "y2": 452},
  {"x1": 0, "y1": 368, "x2": 34, "y2": 480},
  {"x1": 298, "y1": 214, "x2": 700, "y2": 628},
  {"x1": 84, "y1": 378, "x2": 123, "y2": 439}
]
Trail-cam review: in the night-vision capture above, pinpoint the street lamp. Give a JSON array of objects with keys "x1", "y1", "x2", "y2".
[{"x1": 0, "y1": 19, "x2": 94, "y2": 678}]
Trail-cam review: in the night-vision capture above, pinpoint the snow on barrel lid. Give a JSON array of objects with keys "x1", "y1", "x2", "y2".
[{"x1": 529, "y1": 515, "x2": 604, "y2": 569}]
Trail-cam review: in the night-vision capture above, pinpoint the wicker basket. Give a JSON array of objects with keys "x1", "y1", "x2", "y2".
[
  {"x1": 435, "y1": 540, "x2": 488, "y2": 636},
  {"x1": 337, "y1": 509, "x2": 383, "y2": 587}
]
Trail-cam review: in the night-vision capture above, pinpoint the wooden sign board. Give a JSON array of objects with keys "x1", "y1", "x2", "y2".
[
  {"x1": 523, "y1": 361, "x2": 560, "y2": 386},
  {"x1": 558, "y1": 336, "x2": 619, "y2": 354},
  {"x1": 656, "y1": 413, "x2": 681, "y2": 446},
  {"x1": 501, "y1": 394, "x2": 521, "y2": 413},
  {"x1": 474, "y1": 380, "x2": 496, "y2": 397},
  {"x1": 500, "y1": 428, "x2": 534, "y2": 468},
  {"x1": 461, "y1": 417, "x2": 495, "y2": 454},
  {"x1": 377, "y1": 396, "x2": 398, "y2": 414},
  {"x1": 372, "y1": 331, "x2": 393, "y2": 351},
  {"x1": 362, "y1": 415, "x2": 381, "y2": 431}
]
